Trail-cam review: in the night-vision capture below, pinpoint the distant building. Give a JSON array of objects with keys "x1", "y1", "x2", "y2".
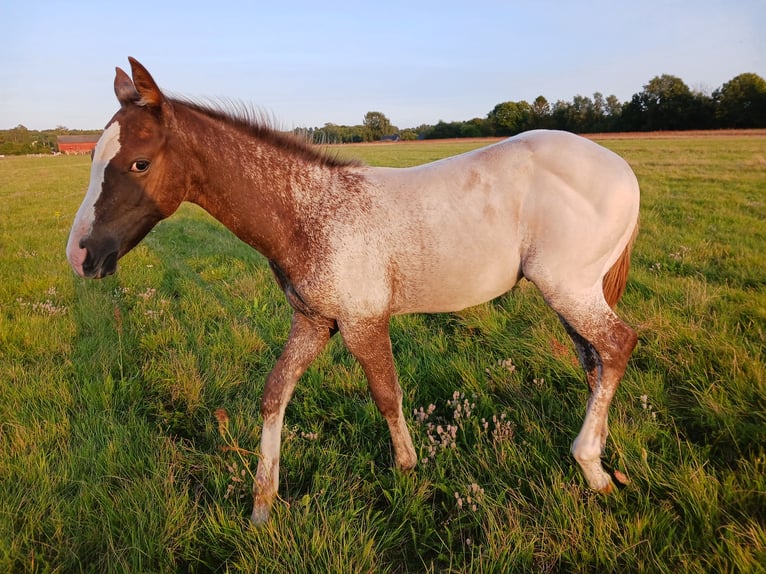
[{"x1": 57, "y1": 135, "x2": 100, "y2": 155}]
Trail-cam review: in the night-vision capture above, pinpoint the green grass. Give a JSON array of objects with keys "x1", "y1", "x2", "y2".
[{"x1": 1, "y1": 134, "x2": 765, "y2": 573}]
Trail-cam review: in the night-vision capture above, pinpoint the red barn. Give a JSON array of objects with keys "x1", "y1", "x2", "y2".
[{"x1": 57, "y1": 135, "x2": 100, "y2": 155}]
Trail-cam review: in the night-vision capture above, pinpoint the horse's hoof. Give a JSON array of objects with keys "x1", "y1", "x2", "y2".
[
  {"x1": 597, "y1": 480, "x2": 614, "y2": 495},
  {"x1": 250, "y1": 504, "x2": 271, "y2": 526}
]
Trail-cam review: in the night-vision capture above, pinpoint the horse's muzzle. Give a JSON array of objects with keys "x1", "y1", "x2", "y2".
[
  {"x1": 73, "y1": 234, "x2": 120, "y2": 279},
  {"x1": 81, "y1": 246, "x2": 119, "y2": 278}
]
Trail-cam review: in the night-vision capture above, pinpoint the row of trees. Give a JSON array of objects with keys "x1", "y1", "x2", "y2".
[
  {"x1": 2, "y1": 72, "x2": 764, "y2": 154},
  {"x1": 293, "y1": 111, "x2": 412, "y2": 144},
  {"x1": 300, "y1": 72, "x2": 766, "y2": 143}
]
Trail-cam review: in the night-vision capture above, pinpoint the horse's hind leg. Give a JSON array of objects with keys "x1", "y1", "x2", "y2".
[
  {"x1": 553, "y1": 293, "x2": 637, "y2": 492},
  {"x1": 251, "y1": 311, "x2": 336, "y2": 525},
  {"x1": 337, "y1": 317, "x2": 417, "y2": 471},
  {"x1": 559, "y1": 319, "x2": 600, "y2": 394}
]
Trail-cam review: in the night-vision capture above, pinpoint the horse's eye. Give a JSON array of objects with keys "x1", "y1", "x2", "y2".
[{"x1": 130, "y1": 160, "x2": 151, "y2": 173}]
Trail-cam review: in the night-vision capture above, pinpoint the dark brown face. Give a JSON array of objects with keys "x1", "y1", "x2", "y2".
[
  {"x1": 66, "y1": 112, "x2": 173, "y2": 278},
  {"x1": 66, "y1": 59, "x2": 184, "y2": 278}
]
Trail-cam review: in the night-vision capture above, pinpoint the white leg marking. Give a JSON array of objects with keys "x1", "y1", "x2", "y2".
[
  {"x1": 572, "y1": 384, "x2": 616, "y2": 492},
  {"x1": 252, "y1": 413, "x2": 285, "y2": 525}
]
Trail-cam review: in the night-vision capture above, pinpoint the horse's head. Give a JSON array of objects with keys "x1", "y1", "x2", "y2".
[{"x1": 66, "y1": 58, "x2": 185, "y2": 278}]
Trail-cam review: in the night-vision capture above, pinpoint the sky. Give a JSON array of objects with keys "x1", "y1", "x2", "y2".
[{"x1": 2, "y1": 0, "x2": 764, "y2": 131}]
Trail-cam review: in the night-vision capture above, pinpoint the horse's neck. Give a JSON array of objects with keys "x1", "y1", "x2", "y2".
[{"x1": 177, "y1": 110, "x2": 337, "y2": 263}]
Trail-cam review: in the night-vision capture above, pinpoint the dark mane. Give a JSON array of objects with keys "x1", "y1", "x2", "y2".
[{"x1": 172, "y1": 98, "x2": 361, "y2": 169}]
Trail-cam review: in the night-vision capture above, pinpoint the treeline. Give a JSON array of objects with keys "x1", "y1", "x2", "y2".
[
  {"x1": 0, "y1": 125, "x2": 101, "y2": 156},
  {"x1": 300, "y1": 72, "x2": 766, "y2": 143},
  {"x1": 3, "y1": 72, "x2": 764, "y2": 154}
]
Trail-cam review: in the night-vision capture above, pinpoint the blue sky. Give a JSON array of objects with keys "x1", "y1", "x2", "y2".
[{"x1": 2, "y1": 0, "x2": 764, "y2": 130}]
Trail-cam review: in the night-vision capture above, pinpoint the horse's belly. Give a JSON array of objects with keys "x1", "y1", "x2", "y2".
[
  {"x1": 406, "y1": 275, "x2": 519, "y2": 315},
  {"x1": 394, "y1": 240, "x2": 522, "y2": 314}
]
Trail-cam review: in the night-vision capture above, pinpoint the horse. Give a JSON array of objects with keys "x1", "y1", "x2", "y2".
[{"x1": 67, "y1": 58, "x2": 640, "y2": 525}]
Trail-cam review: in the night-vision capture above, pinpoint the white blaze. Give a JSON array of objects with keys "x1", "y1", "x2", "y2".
[{"x1": 66, "y1": 121, "x2": 122, "y2": 276}]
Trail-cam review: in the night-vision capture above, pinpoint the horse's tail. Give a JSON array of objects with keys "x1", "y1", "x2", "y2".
[{"x1": 602, "y1": 219, "x2": 639, "y2": 308}]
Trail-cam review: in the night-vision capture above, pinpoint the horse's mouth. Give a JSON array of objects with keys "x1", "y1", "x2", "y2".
[{"x1": 82, "y1": 248, "x2": 119, "y2": 279}]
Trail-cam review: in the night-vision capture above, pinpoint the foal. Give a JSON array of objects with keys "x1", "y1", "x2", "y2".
[{"x1": 67, "y1": 58, "x2": 640, "y2": 524}]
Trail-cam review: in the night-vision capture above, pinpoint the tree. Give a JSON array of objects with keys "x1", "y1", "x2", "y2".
[
  {"x1": 688, "y1": 89, "x2": 717, "y2": 129},
  {"x1": 605, "y1": 95, "x2": 623, "y2": 118},
  {"x1": 714, "y1": 73, "x2": 766, "y2": 128},
  {"x1": 487, "y1": 101, "x2": 532, "y2": 136},
  {"x1": 399, "y1": 128, "x2": 420, "y2": 141},
  {"x1": 530, "y1": 96, "x2": 551, "y2": 129},
  {"x1": 633, "y1": 74, "x2": 695, "y2": 130},
  {"x1": 618, "y1": 94, "x2": 646, "y2": 131},
  {"x1": 550, "y1": 100, "x2": 574, "y2": 131},
  {"x1": 462, "y1": 117, "x2": 492, "y2": 138},
  {"x1": 363, "y1": 111, "x2": 394, "y2": 141},
  {"x1": 601, "y1": 95, "x2": 623, "y2": 131},
  {"x1": 570, "y1": 94, "x2": 594, "y2": 132},
  {"x1": 422, "y1": 121, "x2": 463, "y2": 139}
]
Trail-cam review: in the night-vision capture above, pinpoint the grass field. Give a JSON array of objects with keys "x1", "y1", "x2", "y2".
[{"x1": 1, "y1": 134, "x2": 765, "y2": 573}]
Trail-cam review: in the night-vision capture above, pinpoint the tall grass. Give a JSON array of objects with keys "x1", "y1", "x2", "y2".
[{"x1": 1, "y1": 134, "x2": 764, "y2": 573}]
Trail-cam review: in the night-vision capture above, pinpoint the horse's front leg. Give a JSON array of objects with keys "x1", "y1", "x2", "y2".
[
  {"x1": 251, "y1": 311, "x2": 335, "y2": 525},
  {"x1": 338, "y1": 317, "x2": 417, "y2": 471}
]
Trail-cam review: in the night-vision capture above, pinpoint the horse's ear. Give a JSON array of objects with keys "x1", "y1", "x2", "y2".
[
  {"x1": 114, "y1": 66, "x2": 140, "y2": 105},
  {"x1": 127, "y1": 57, "x2": 166, "y2": 109}
]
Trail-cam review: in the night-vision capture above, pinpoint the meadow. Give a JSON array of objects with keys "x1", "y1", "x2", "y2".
[{"x1": 1, "y1": 133, "x2": 764, "y2": 573}]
